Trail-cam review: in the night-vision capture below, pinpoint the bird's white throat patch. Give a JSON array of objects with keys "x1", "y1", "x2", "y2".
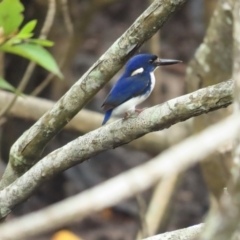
[{"x1": 131, "y1": 67, "x2": 144, "y2": 76}]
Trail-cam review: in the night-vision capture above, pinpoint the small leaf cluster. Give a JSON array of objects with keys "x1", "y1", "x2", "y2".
[{"x1": 0, "y1": 0, "x2": 62, "y2": 92}]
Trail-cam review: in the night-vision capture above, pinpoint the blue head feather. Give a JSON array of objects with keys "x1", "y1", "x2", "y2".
[{"x1": 123, "y1": 54, "x2": 158, "y2": 77}]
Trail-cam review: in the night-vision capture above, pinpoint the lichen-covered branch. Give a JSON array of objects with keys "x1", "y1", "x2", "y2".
[
  {"x1": 0, "y1": 113, "x2": 238, "y2": 239},
  {"x1": 0, "y1": 80, "x2": 234, "y2": 219},
  {"x1": 0, "y1": 0, "x2": 187, "y2": 190},
  {"x1": 186, "y1": 0, "x2": 233, "y2": 199},
  {"x1": 197, "y1": 1, "x2": 240, "y2": 239},
  {"x1": 186, "y1": 1, "x2": 233, "y2": 91},
  {"x1": 143, "y1": 224, "x2": 203, "y2": 240},
  {"x1": 232, "y1": 0, "x2": 240, "y2": 174},
  {"x1": 0, "y1": 90, "x2": 191, "y2": 155}
]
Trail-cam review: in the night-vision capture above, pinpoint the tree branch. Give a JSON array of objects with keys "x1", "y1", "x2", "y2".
[
  {"x1": 0, "y1": 0, "x2": 187, "y2": 190},
  {"x1": 143, "y1": 223, "x2": 203, "y2": 240},
  {"x1": 186, "y1": 0, "x2": 233, "y2": 200},
  {"x1": 0, "y1": 113, "x2": 237, "y2": 239},
  {"x1": 0, "y1": 80, "x2": 234, "y2": 219},
  {"x1": 0, "y1": 89, "x2": 191, "y2": 155},
  {"x1": 197, "y1": 1, "x2": 240, "y2": 239},
  {"x1": 137, "y1": 174, "x2": 179, "y2": 238}
]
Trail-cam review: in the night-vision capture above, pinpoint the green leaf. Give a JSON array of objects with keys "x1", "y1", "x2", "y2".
[
  {"x1": 0, "y1": 76, "x2": 16, "y2": 92},
  {"x1": 13, "y1": 32, "x2": 33, "y2": 40},
  {"x1": 0, "y1": 0, "x2": 24, "y2": 37},
  {"x1": 27, "y1": 38, "x2": 54, "y2": 47},
  {"x1": 0, "y1": 43, "x2": 62, "y2": 78},
  {"x1": 19, "y1": 20, "x2": 37, "y2": 36}
]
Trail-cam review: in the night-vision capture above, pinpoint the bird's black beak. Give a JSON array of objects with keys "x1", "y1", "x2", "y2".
[{"x1": 153, "y1": 58, "x2": 182, "y2": 66}]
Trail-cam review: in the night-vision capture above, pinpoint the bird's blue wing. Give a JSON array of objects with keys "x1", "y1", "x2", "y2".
[{"x1": 102, "y1": 74, "x2": 150, "y2": 111}]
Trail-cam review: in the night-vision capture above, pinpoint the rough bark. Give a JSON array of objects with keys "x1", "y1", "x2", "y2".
[
  {"x1": 0, "y1": 80, "x2": 234, "y2": 219},
  {"x1": 144, "y1": 224, "x2": 203, "y2": 240},
  {"x1": 0, "y1": 90, "x2": 191, "y2": 155},
  {"x1": 0, "y1": 114, "x2": 238, "y2": 239},
  {"x1": 197, "y1": 1, "x2": 240, "y2": 239},
  {"x1": 186, "y1": 0, "x2": 233, "y2": 199}
]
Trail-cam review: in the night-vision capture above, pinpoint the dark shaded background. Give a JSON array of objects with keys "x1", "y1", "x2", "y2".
[{"x1": 1, "y1": 0, "x2": 211, "y2": 239}]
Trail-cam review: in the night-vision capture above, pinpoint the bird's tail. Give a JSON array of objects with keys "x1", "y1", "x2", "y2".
[{"x1": 102, "y1": 109, "x2": 113, "y2": 125}]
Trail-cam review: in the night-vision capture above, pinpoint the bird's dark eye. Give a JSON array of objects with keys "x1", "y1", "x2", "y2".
[{"x1": 149, "y1": 59, "x2": 154, "y2": 63}]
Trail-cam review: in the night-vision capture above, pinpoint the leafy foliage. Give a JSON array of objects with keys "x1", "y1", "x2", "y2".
[
  {"x1": 0, "y1": 0, "x2": 62, "y2": 92},
  {"x1": 0, "y1": 0, "x2": 24, "y2": 37},
  {"x1": 0, "y1": 77, "x2": 17, "y2": 92},
  {"x1": 0, "y1": 43, "x2": 61, "y2": 76}
]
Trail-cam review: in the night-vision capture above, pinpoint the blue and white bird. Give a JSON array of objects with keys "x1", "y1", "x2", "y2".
[{"x1": 101, "y1": 54, "x2": 181, "y2": 125}]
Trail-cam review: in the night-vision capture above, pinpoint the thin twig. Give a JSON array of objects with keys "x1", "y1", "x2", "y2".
[
  {"x1": 60, "y1": 0, "x2": 74, "y2": 34},
  {"x1": 31, "y1": 0, "x2": 74, "y2": 96},
  {"x1": 39, "y1": 0, "x2": 56, "y2": 40},
  {"x1": 136, "y1": 194, "x2": 149, "y2": 239},
  {"x1": 0, "y1": 0, "x2": 56, "y2": 117},
  {"x1": 136, "y1": 174, "x2": 180, "y2": 239},
  {"x1": 0, "y1": 52, "x2": 4, "y2": 161},
  {"x1": 0, "y1": 117, "x2": 6, "y2": 127},
  {"x1": 149, "y1": 0, "x2": 161, "y2": 105}
]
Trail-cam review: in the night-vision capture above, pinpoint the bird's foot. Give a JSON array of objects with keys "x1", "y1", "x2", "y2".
[
  {"x1": 123, "y1": 112, "x2": 130, "y2": 120},
  {"x1": 122, "y1": 108, "x2": 147, "y2": 122},
  {"x1": 135, "y1": 108, "x2": 147, "y2": 114},
  {"x1": 122, "y1": 111, "x2": 134, "y2": 123}
]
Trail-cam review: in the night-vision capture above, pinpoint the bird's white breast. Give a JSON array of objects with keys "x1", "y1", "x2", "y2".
[
  {"x1": 112, "y1": 72, "x2": 156, "y2": 116},
  {"x1": 150, "y1": 72, "x2": 156, "y2": 93}
]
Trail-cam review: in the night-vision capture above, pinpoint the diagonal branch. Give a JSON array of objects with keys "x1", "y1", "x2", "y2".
[
  {"x1": 0, "y1": 89, "x2": 191, "y2": 155},
  {"x1": 0, "y1": 0, "x2": 188, "y2": 190},
  {"x1": 143, "y1": 223, "x2": 203, "y2": 240},
  {"x1": 0, "y1": 80, "x2": 234, "y2": 219},
  {"x1": 0, "y1": 113, "x2": 238, "y2": 239}
]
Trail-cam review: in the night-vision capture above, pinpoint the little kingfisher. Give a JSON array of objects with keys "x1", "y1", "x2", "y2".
[{"x1": 101, "y1": 54, "x2": 181, "y2": 125}]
